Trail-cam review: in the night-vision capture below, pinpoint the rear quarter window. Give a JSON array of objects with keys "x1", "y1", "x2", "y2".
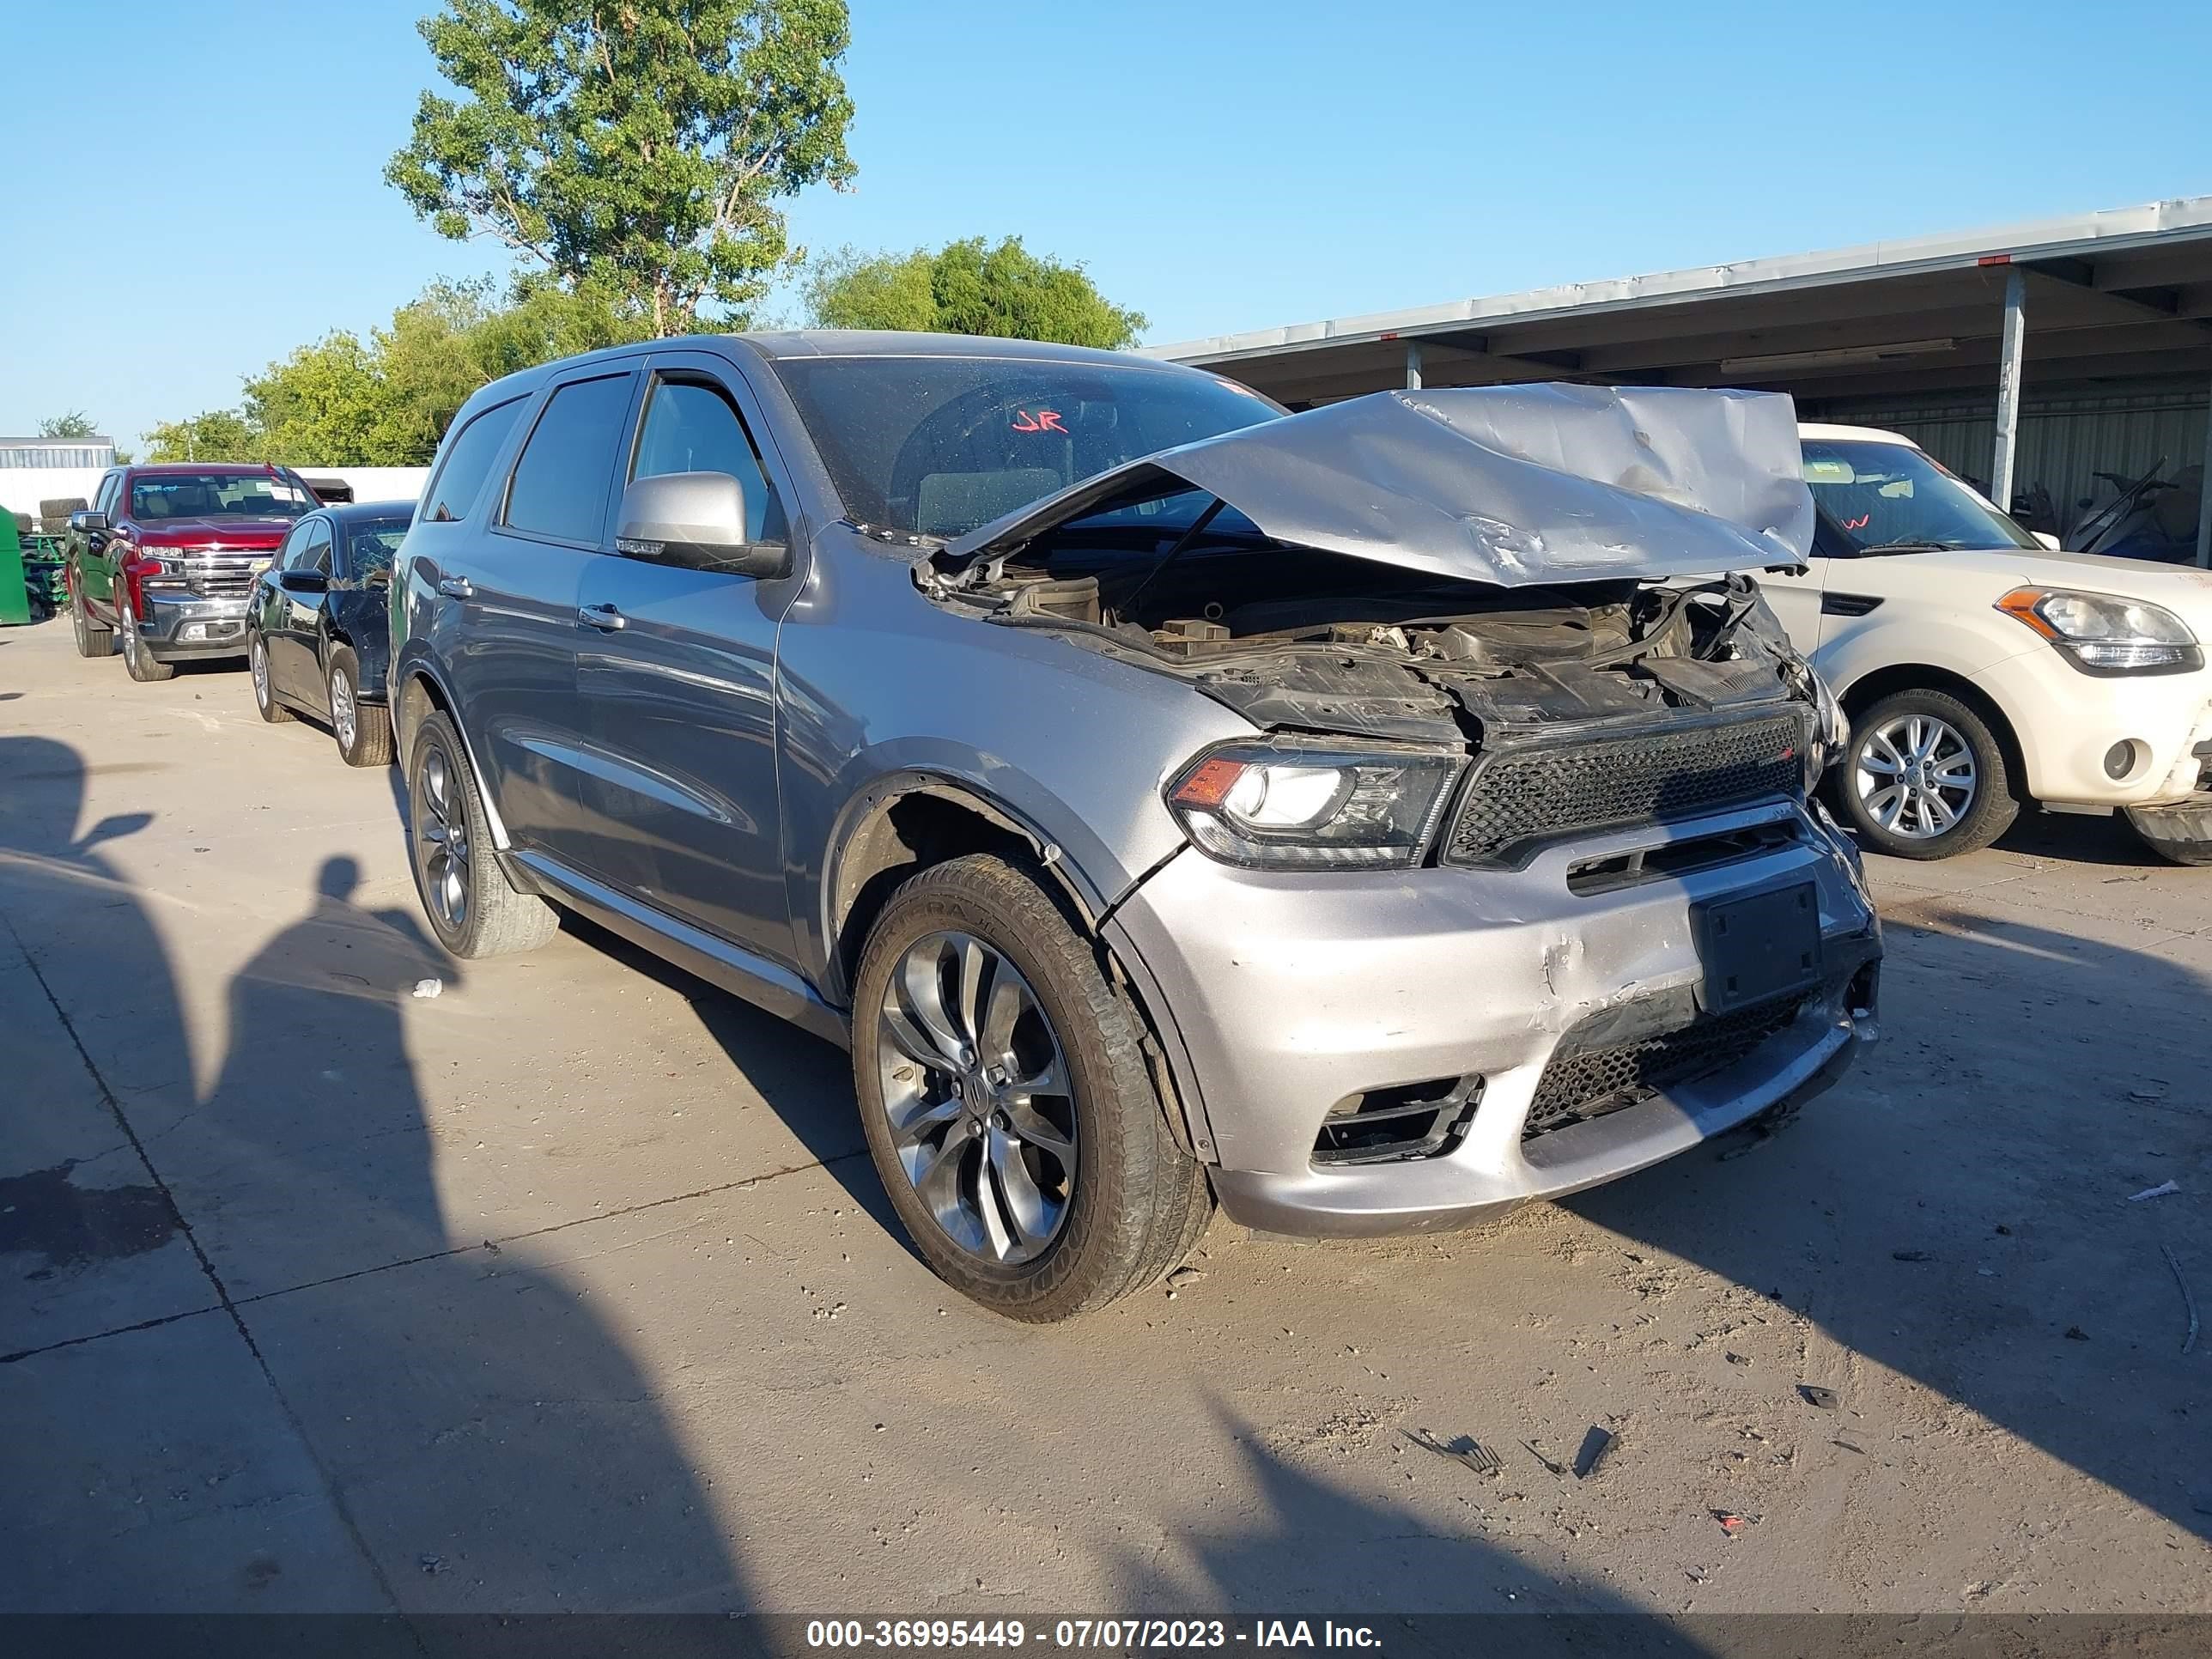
[{"x1": 422, "y1": 397, "x2": 526, "y2": 524}]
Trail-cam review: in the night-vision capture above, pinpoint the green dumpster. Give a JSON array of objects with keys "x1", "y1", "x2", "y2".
[{"x1": 0, "y1": 512, "x2": 31, "y2": 627}]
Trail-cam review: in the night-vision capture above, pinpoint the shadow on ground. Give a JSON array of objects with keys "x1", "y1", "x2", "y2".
[{"x1": 1571, "y1": 894, "x2": 2210, "y2": 1545}]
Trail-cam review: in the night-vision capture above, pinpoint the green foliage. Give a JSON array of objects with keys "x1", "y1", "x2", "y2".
[
  {"x1": 143, "y1": 281, "x2": 658, "y2": 467},
  {"x1": 386, "y1": 0, "x2": 856, "y2": 333},
  {"x1": 144, "y1": 410, "x2": 262, "y2": 463},
  {"x1": 38, "y1": 411, "x2": 99, "y2": 439},
  {"x1": 805, "y1": 237, "x2": 1146, "y2": 349}
]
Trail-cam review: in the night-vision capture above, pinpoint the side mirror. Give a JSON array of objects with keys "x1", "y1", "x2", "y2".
[
  {"x1": 2033, "y1": 531, "x2": 2062, "y2": 551},
  {"x1": 279, "y1": 569, "x2": 329, "y2": 594},
  {"x1": 70, "y1": 510, "x2": 109, "y2": 535},
  {"x1": 616, "y1": 471, "x2": 789, "y2": 579}
]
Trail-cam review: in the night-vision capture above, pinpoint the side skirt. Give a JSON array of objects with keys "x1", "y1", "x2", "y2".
[{"x1": 504, "y1": 848, "x2": 852, "y2": 1049}]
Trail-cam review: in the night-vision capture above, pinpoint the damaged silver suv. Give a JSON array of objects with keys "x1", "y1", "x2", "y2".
[{"x1": 390, "y1": 333, "x2": 1881, "y2": 1321}]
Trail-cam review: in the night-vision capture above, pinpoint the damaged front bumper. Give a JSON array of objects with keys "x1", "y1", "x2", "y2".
[{"x1": 1106, "y1": 799, "x2": 1881, "y2": 1237}]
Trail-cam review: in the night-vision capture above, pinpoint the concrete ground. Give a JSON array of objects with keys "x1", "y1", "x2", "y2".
[{"x1": 2, "y1": 615, "x2": 2207, "y2": 1618}]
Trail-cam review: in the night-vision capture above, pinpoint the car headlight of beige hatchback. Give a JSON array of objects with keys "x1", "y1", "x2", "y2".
[{"x1": 1996, "y1": 586, "x2": 2203, "y2": 676}]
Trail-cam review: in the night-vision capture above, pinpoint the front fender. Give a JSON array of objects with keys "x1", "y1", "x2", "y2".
[{"x1": 1814, "y1": 610, "x2": 2030, "y2": 704}]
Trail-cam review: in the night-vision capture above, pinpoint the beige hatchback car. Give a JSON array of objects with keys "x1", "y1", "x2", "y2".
[{"x1": 1761, "y1": 423, "x2": 2212, "y2": 863}]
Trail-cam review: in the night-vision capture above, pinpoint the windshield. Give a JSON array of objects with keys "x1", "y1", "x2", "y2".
[
  {"x1": 347, "y1": 518, "x2": 410, "y2": 575},
  {"x1": 1803, "y1": 439, "x2": 2038, "y2": 554},
  {"x1": 773, "y1": 356, "x2": 1280, "y2": 538},
  {"x1": 131, "y1": 471, "x2": 314, "y2": 523}
]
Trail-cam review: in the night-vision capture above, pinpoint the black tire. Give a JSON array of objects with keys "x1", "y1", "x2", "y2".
[
  {"x1": 249, "y1": 633, "x2": 294, "y2": 722},
  {"x1": 1834, "y1": 687, "x2": 2017, "y2": 860},
  {"x1": 328, "y1": 647, "x2": 393, "y2": 768},
  {"x1": 405, "y1": 710, "x2": 558, "y2": 957},
  {"x1": 118, "y1": 599, "x2": 176, "y2": 683},
  {"x1": 70, "y1": 577, "x2": 113, "y2": 658},
  {"x1": 850, "y1": 854, "x2": 1212, "y2": 1322}
]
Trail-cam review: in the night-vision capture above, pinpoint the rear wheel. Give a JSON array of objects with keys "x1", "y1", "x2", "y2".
[
  {"x1": 118, "y1": 598, "x2": 176, "y2": 683},
  {"x1": 405, "y1": 710, "x2": 558, "y2": 957},
  {"x1": 328, "y1": 647, "x2": 392, "y2": 768},
  {"x1": 850, "y1": 854, "x2": 1211, "y2": 1322},
  {"x1": 70, "y1": 575, "x2": 113, "y2": 658},
  {"x1": 1836, "y1": 688, "x2": 2015, "y2": 860},
  {"x1": 250, "y1": 634, "x2": 293, "y2": 722}
]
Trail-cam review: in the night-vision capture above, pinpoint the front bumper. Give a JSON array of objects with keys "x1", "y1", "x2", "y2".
[
  {"x1": 137, "y1": 592, "x2": 251, "y2": 659},
  {"x1": 1106, "y1": 800, "x2": 1881, "y2": 1237},
  {"x1": 1972, "y1": 647, "x2": 2212, "y2": 806}
]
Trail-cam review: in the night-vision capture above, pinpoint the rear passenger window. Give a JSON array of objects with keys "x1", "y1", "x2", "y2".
[
  {"x1": 630, "y1": 378, "x2": 783, "y2": 543},
  {"x1": 503, "y1": 375, "x2": 635, "y2": 544},
  {"x1": 422, "y1": 397, "x2": 525, "y2": 525}
]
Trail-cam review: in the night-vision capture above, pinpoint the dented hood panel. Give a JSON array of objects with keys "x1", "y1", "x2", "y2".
[{"x1": 945, "y1": 384, "x2": 1814, "y2": 586}]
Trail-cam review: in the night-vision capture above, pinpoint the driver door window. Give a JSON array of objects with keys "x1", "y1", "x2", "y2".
[{"x1": 628, "y1": 376, "x2": 783, "y2": 544}]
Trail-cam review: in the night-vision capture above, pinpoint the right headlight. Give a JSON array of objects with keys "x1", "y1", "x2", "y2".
[
  {"x1": 1996, "y1": 586, "x2": 2203, "y2": 676},
  {"x1": 1165, "y1": 740, "x2": 1462, "y2": 871}
]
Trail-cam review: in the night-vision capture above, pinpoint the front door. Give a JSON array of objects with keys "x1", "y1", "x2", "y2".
[
  {"x1": 269, "y1": 517, "x2": 333, "y2": 708},
  {"x1": 573, "y1": 351, "x2": 807, "y2": 969}
]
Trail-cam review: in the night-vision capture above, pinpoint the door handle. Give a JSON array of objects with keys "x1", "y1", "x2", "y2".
[
  {"x1": 436, "y1": 574, "x2": 474, "y2": 599},
  {"x1": 578, "y1": 602, "x2": 627, "y2": 631}
]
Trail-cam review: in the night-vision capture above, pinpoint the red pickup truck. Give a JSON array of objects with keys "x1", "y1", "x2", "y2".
[{"x1": 64, "y1": 464, "x2": 319, "y2": 681}]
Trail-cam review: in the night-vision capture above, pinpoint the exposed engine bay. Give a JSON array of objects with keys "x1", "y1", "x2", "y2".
[
  {"x1": 931, "y1": 539, "x2": 1820, "y2": 751},
  {"x1": 918, "y1": 382, "x2": 1828, "y2": 753}
]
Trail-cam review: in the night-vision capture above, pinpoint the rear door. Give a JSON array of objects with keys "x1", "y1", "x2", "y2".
[
  {"x1": 441, "y1": 368, "x2": 641, "y2": 874},
  {"x1": 572, "y1": 350, "x2": 805, "y2": 964}
]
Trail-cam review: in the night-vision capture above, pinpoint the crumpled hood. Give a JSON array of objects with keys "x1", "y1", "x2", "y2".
[{"x1": 945, "y1": 384, "x2": 1814, "y2": 586}]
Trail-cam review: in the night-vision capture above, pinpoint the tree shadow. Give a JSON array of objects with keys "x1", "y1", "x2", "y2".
[
  {"x1": 1566, "y1": 897, "x2": 2211, "y2": 1544},
  {"x1": 0, "y1": 738, "x2": 753, "y2": 1621}
]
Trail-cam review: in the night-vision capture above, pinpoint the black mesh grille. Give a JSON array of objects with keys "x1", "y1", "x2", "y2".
[
  {"x1": 1523, "y1": 996, "x2": 1806, "y2": 1141},
  {"x1": 1444, "y1": 714, "x2": 1807, "y2": 867}
]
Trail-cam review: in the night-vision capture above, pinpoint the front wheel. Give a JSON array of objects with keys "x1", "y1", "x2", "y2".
[
  {"x1": 405, "y1": 710, "x2": 558, "y2": 957},
  {"x1": 118, "y1": 599, "x2": 176, "y2": 683},
  {"x1": 1835, "y1": 688, "x2": 2016, "y2": 860},
  {"x1": 850, "y1": 854, "x2": 1211, "y2": 1322}
]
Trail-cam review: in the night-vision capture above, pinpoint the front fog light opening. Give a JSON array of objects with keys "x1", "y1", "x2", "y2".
[
  {"x1": 2104, "y1": 739, "x2": 2144, "y2": 781},
  {"x1": 1311, "y1": 1076, "x2": 1482, "y2": 1166}
]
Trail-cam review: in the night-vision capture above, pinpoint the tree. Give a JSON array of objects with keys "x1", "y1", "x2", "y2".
[
  {"x1": 386, "y1": 0, "x2": 856, "y2": 334},
  {"x1": 805, "y1": 238, "x2": 1146, "y2": 349},
  {"x1": 38, "y1": 411, "x2": 100, "y2": 439},
  {"x1": 140, "y1": 280, "x2": 663, "y2": 468},
  {"x1": 144, "y1": 410, "x2": 263, "y2": 463}
]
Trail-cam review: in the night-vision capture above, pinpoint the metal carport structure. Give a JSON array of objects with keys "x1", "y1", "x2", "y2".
[{"x1": 1146, "y1": 197, "x2": 2212, "y2": 563}]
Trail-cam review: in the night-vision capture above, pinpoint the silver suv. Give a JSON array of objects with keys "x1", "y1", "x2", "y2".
[{"x1": 390, "y1": 332, "x2": 1881, "y2": 1321}]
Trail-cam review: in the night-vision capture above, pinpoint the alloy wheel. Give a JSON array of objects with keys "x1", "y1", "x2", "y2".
[
  {"x1": 872, "y1": 931, "x2": 1078, "y2": 1266},
  {"x1": 331, "y1": 667, "x2": 357, "y2": 751},
  {"x1": 252, "y1": 640, "x2": 271, "y2": 708},
  {"x1": 412, "y1": 741, "x2": 471, "y2": 933},
  {"x1": 1853, "y1": 712, "x2": 1977, "y2": 839}
]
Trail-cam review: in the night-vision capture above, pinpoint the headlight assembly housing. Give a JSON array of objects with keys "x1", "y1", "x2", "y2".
[
  {"x1": 1996, "y1": 586, "x2": 2203, "y2": 676},
  {"x1": 1166, "y1": 741, "x2": 1462, "y2": 871}
]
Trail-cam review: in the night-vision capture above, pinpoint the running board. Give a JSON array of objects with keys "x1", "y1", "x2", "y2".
[{"x1": 507, "y1": 850, "x2": 851, "y2": 1048}]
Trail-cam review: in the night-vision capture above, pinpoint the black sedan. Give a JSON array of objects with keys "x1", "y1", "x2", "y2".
[{"x1": 247, "y1": 501, "x2": 413, "y2": 766}]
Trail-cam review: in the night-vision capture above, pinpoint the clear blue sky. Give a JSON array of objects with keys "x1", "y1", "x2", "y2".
[{"x1": 3, "y1": 0, "x2": 2207, "y2": 448}]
